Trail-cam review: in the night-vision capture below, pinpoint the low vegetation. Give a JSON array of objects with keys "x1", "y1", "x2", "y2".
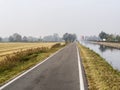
[
  {"x1": 78, "y1": 43, "x2": 120, "y2": 90},
  {"x1": 0, "y1": 43, "x2": 64, "y2": 85}
]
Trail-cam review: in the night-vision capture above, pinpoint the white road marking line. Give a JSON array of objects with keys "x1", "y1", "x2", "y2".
[
  {"x1": 0, "y1": 47, "x2": 64, "y2": 90},
  {"x1": 76, "y1": 46, "x2": 85, "y2": 90}
]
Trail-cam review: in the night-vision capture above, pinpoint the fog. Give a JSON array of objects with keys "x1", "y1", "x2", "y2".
[{"x1": 0, "y1": 0, "x2": 120, "y2": 37}]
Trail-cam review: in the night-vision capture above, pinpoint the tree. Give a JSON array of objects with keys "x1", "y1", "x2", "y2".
[
  {"x1": 53, "y1": 33, "x2": 58, "y2": 41},
  {"x1": 43, "y1": 34, "x2": 62, "y2": 42},
  {"x1": 38, "y1": 36, "x2": 43, "y2": 42},
  {"x1": 63, "y1": 33, "x2": 69, "y2": 43},
  {"x1": 116, "y1": 35, "x2": 120, "y2": 41},
  {"x1": 0, "y1": 37, "x2": 2, "y2": 42},
  {"x1": 99, "y1": 31, "x2": 108, "y2": 40},
  {"x1": 43, "y1": 35, "x2": 53, "y2": 42},
  {"x1": 53, "y1": 33, "x2": 61, "y2": 42},
  {"x1": 22, "y1": 36, "x2": 28, "y2": 42},
  {"x1": 107, "y1": 34, "x2": 115, "y2": 41},
  {"x1": 9, "y1": 36, "x2": 14, "y2": 42},
  {"x1": 63, "y1": 33, "x2": 77, "y2": 43},
  {"x1": 71, "y1": 34, "x2": 77, "y2": 42},
  {"x1": 13, "y1": 33, "x2": 22, "y2": 42},
  {"x1": 9, "y1": 33, "x2": 22, "y2": 42}
]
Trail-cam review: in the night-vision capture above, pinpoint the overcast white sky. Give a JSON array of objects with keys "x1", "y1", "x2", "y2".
[{"x1": 0, "y1": 0, "x2": 120, "y2": 37}]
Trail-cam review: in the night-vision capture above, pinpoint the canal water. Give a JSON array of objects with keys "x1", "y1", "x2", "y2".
[{"x1": 80, "y1": 41, "x2": 120, "y2": 71}]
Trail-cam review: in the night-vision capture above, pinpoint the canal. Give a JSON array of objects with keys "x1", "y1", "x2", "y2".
[{"x1": 80, "y1": 41, "x2": 120, "y2": 71}]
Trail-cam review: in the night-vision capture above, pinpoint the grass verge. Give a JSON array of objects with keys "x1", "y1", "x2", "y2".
[
  {"x1": 78, "y1": 43, "x2": 120, "y2": 90},
  {"x1": 0, "y1": 43, "x2": 65, "y2": 86}
]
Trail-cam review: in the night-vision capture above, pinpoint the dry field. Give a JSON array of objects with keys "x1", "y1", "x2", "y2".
[
  {"x1": 0, "y1": 42, "x2": 64, "y2": 85},
  {"x1": 0, "y1": 42, "x2": 56, "y2": 61}
]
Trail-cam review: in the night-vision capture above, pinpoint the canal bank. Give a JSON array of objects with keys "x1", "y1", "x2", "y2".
[
  {"x1": 78, "y1": 43, "x2": 120, "y2": 90},
  {"x1": 81, "y1": 41, "x2": 120, "y2": 71},
  {"x1": 93, "y1": 41, "x2": 120, "y2": 49}
]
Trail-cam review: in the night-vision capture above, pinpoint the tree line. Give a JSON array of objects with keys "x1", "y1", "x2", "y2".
[
  {"x1": 63, "y1": 33, "x2": 77, "y2": 43},
  {"x1": 99, "y1": 31, "x2": 120, "y2": 42},
  {"x1": 83, "y1": 31, "x2": 120, "y2": 42},
  {"x1": 0, "y1": 33, "x2": 77, "y2": 43}
]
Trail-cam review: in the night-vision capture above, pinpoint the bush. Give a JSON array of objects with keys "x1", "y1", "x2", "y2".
[{"x1": 51, "y1": 43, "x2": 61, "y2": 48}]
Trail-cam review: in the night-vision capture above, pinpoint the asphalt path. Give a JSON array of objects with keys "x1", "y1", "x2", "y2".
[{"x1": 1, "y1": 43, "x2": 82, "y2": 90}]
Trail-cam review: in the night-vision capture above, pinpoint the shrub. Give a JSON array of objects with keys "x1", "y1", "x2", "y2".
[{"x1": 51, "y1": 43, "x2": 61, "y2": 48}]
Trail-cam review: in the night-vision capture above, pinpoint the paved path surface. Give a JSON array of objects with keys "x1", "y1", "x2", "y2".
[{"x1": 1, "y1": 43, "x2": 81, "y2": 90}]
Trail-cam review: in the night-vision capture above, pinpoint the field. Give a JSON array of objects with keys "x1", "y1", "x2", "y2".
[
  {"x1": 0, "y1": 42, "x2": 56, "y2": 56},
  {"x1": 0, "y1": 42, "x2": 64, "y2": 85},
  {"x1": 0, "y1": 42, "x2": 56, "y2": 61}
]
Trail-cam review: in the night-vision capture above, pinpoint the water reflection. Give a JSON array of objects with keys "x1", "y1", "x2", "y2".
[
  {"x1": 99, "y1": 45, "x2": 107, "y2": 52},
  {"x1": 81, "y1": 41, "x2": 120, "y2": 71},
  {"x1": 99, "y1": 45, "x2": 115, "y2": 52}
]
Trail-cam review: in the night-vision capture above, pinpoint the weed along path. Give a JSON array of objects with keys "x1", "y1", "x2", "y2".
[
  {"x1": 79, "y1": 44, "x2": 120, "y2": 90},
  {"x1": 0, "y1": 43, "x2": 87, "y2": 90}
]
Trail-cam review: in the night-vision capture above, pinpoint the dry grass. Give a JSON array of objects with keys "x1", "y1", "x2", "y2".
[
  {"x1": 0, "y1": 43, "x2": 65, "y2": 85},
  {"x1": 0, "y1": 42, "x2": 55, "y2": 56},
  {"x1": 78, "y1": 43, "x2": 120, "y2": 90},
  {"x1": 0, "y1": 42, "x2": 56, "y2": 61}
]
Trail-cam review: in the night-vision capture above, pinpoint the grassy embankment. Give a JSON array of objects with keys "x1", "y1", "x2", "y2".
[
  {"x1": 0, "y1": 43, "x2": 65, "y2": 85},
  {"x1": 78, "y1": 43, "x2": 120, "y2": 90},
  {"x1": 93, "y1": 41, "x2": 120, "y2": 49}
]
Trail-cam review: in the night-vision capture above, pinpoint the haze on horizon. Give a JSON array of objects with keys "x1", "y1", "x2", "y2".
[{"x1": 0, "y1": 0, "x2": 120, "y2": 38}]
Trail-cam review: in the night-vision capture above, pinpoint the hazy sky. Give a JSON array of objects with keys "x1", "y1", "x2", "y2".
[{"x1": 0, "y1": 0, "x2": 120, "y2": 37}]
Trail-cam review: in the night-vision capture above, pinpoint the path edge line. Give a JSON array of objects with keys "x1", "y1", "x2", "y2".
[
  {"x1": 76, "y1": 45, "x2": 85, "y2": 90},
  {"x1": 0, "y1": 46, "x2": 65, "y2": 90}
]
